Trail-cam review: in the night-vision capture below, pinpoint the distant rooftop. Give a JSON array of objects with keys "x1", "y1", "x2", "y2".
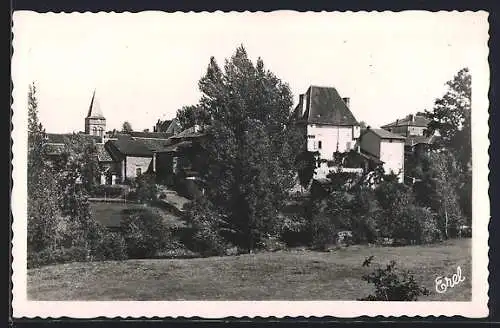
[
  {"x1": 363, "y1": 128, "x2": 406, "y2": 140},
  {"x1": 381, "y1": 114, "x2": 430, "y2": 128}
]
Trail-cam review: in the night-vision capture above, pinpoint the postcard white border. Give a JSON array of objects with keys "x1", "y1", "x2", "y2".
[{"x1": 11, "y1": 10, "x2": 490, "y2": 318}]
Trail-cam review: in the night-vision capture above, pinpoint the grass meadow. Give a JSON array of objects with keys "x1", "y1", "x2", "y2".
[{"x1": 27, "y1": 238, "x2": 471, "y2": 301}]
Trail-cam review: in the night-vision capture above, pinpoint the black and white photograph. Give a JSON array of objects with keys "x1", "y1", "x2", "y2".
[{"x1": 11, "y1": 10, "x2": 490, "y2": 318}]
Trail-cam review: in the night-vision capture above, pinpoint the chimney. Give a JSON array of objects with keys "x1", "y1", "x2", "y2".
[
  {"x1": 299, "y1": 94, "x2": 306, "y2": 115},
  {"x1": 410, "y1": 114, "x2": 415, "y2": 123},
  {"x1": 342, "y1": 97, "x2": 350, "y2": 108}
]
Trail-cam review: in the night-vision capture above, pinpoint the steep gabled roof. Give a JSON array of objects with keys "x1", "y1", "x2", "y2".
[
  {"x1": 381, "y1": 114, "x2": 430, "y2": 128},
  {"x1": 87, "y1": 90, "x2": 105, "y2": 118},
  {"x1": 298, "y1": 86, "x2": 359, "y2": 126}
]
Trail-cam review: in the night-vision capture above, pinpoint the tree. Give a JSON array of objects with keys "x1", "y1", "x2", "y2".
[
  {"x1": 412, "y1": 151, "x2": 464, "y2": 238},
  {"x1": 195, "y1": 45, "x2": 298, "y2": 251},
  {"x1": 122, "y1": 121, "x2": 133, "y2": 132},
  {"x1": 27, "y1": 82, "x2": 62, "y2": 253},
  {"x1": 374, "y1": 178, "x2": 415, "y2": 240},
  {"x1": 175, "y1": 105, "x2": 211, "y2": 131},
  {"x1": 426, "y1": 68, "x2": 471, "y2": 170}
]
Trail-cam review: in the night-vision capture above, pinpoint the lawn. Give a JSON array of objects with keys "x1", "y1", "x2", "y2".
[{"x1": 27, "y1": 238, "x2": 471, "y2": 301}]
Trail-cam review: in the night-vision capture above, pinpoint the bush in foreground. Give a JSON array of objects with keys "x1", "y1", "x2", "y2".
[{"x1": 358, "y1": 257, "x2": 430, "y2": 301}]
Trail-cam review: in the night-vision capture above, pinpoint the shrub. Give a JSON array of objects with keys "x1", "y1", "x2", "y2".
[
  {"x1": 359, "y1": 257, "x2": 430, "y2": 301},
  {"x1": 379, "y1": 205, "x2": 441, "y2": 245},
  {"x1": 349, "y1": 189, "x2": 380, "y2": 244},
  {"x1": 257, "y1": 235, "x2": 287, "y2": 252},
  {"x1": 276, "y1": 215, "x2": 310, "y2": 247},
  {"x1": 183, "y1": 198, "x2": 229, "y2": 257},
  {"x1": 310, "y1": 213, "x2": 337, "y2": 250},
  {"x1": 94, "y1": 231, "x2": 128, "y2": 261},
  {"x1": 27, "y1": 246, "x2": 90, "y2": 268},
  {"x1": 92, "y1": 185, "x2": 128, "y2": 198},
  {"x1": 309, "y1": 192, "x2": 351, "y2": 250},
  {"x1": 121, "y1": 208, "x2": 169, "y2": 258},
  {"x1": 136, "y1": 173, "x2": 158, "y2": 203}
]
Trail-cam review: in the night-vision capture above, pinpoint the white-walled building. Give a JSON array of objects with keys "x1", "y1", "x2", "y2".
[
  {"x1": 359, "y1": 128, "x2": 406, "y2": 182},
  {"x1": 292, "y1": 85, "x2": 361, "y2": 160}
]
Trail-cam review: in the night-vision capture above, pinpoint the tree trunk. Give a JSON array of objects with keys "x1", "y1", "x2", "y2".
[{"x1": 444, "y1": 206, "x2": 449, "y2": 239}]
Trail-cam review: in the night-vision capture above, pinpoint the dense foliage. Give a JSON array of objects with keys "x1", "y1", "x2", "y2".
[
  {"x1": 27, "y1": 82, "x2": 126, "y2": 268},
  {"x1": 121, "y1": 208, "x2": 169, "y2": 258},
  {"x1": 181, "y1": 45, "x2": 302, "y2": 251}
]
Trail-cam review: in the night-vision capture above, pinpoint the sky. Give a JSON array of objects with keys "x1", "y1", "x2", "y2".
[{"x1": 12, "y1": 11, "x2": 489, "y2": 133}]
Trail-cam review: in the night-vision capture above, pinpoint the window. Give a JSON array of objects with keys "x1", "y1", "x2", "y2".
[
  {"x1": 313, "y1": 141, "x2": 317, "y2": 150},
  {"x1": 318, "y1": 140, "x2": 322, "y2": 149},
  {"x1": 136, "y1": 168, "x2": 142, "y2": 177},
  {"x1": 99, "y1": 127, "x2": 104, "y2": 137},
  {"x1": 92, "y1": 126, "x2": 97, "y2": 135},
  {"x1": 307, "y1": 135, "x2": 315, "y2": 139}
]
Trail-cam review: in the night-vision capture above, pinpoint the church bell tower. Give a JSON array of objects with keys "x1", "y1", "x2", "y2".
[{"x1": 85, "y1": 90, "x2": 106, "y2": 137}]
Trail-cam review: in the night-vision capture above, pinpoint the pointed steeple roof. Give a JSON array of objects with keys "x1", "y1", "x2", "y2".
[{"x1": 87, "y1": 90, "x2": 105, "y2": 118}]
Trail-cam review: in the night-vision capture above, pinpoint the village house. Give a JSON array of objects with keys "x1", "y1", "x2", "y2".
[
  {"x1": 293, "y1": 85, "x2": 361, "y2": 158},
  {"x1": 381, "y1": 114, "x2": 439, "y2": 155},
  {"x1": 292, "y1": 85, "x2": 402, "y2": 182},
  {"x1": 358, "y1": 128, "x2": 406, "y2": 182}
]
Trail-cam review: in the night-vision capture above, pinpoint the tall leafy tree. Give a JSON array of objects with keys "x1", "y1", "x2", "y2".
[
  {"x1": 27, "y1": 82, "x2": 62, "y2": 253},
  {"x1": 426, "y1": 68, "x2": 471, "y2": 170},
  {"x1": 196, "y1": 45, "x2": 299, "y2": 251},
  {"x1": 175, "y1": 105, "x2": 211, "y2": 131},
  {"x1": 412, "y1": 151, "x2": 464, "y2": 238}
]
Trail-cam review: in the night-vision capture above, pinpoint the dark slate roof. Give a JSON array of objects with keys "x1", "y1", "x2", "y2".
[
  {"x1": 381, "y1": 114, "x2": 430, "y2": 128},
  {"x1": 355, "y1": 151, "x2": 384, "y2": 165},
  {"x1": 159, "y1": 140, "x2": 193, "y2": 153},
  {"x1": 129, "y1": 131, "x2": 173, "y2": 139},
  {"x1": 138, "y1": 137, "x2": 173, "y2": 152},
  {"x1": 405, "y1": 135, "x2": 439, "y2": 146},
  {"x1": 364, "y1": 128, "x2": 406, "y2": 140},
  {"x1": 47, "y1": 132, "x2": 102, "y2": 142},
  {"x1": 296, "y1": 86, "x2": 359, "y2": 126},
  {"x1": 107, "y1": 135, "x2": 153, "y2": 157},
  {"x1": 96, "y1": 143, "x2": 113, "y2": 162}
]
